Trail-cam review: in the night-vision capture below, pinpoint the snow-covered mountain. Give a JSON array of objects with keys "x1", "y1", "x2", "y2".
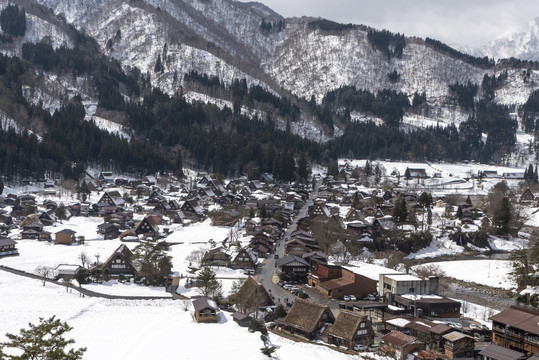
[
  {"x1": 480, "y1": 17, "x2": 539, "y2": 61},
  {"x1": 3, "y1": 0, "x2": 539, "y2": 146},
  {"x1": 19, "y1": 0, "x2": 523, "y2": 103}
]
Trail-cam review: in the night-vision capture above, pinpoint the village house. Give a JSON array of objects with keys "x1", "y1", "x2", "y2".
[
  {"x1": 325, "y1": 311, "x2": 374, "y2": 350},
  {"x1": 381, "y1": 330, "x2": 424, "y2": 360},
  {"x1": 54, "y1": 229, "x2": 76, "y2": 245},
  {"x1": 201, "y1": 247, "x2": 231, "y2": 267},
  {"x1": 479, "y1": 343, "x2": 528, "y2": 360},
  {"x1": 193, "y1": 297, "x2": 219, "y2": 323},
  {"x1": 276, "y1": 298, "x2": 335, "y2": 340},
  {"x1": 275, "y1": 255, "x2": 310, "y2": 283},
  {"x1": 0, "y1": 238, "x2": 18, "y2": 257},
  {"x1": 442, "y1": 331, "x2": 475, "y2": 359},
  {"x1": 519, "y1": 188, "x2": 536, "y2": 205},
  {"x1": 97, "y1": 223, "x2": 121, "y2": 240},
  {"x1": 134, "y1": 216, "x2": 160, "y2": 239},
  {"x1": 232, "y1": 276, "x2": 273, "y2": 315},
  {"x1": 100, "y1": 244, "x2": 137, "y2": 277},
  {"x1": 97, "y1": 191, "x2": 125, "y2": 208},
  {"x1": 490, "y1": 306, "x2": 539, "y2": 355},
  {"x1": 393, "y1": 294, "x2": 461, "y2": 318},
  {"x1": 230, "y1": 247, "x2": 258, "y2": 270}
]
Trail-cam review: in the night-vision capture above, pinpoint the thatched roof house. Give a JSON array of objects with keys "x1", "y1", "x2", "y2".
[
  {"x1": 276, "y1": 298, "x2": 334, "y2": 340},
  {"x1": 327, "y1": 311, "x2": 374, "y2": 349},
  {"x1": 193, "y1": 297, "x2": 219, "y2": 323},
  {"x1": 232, "y1": 276, "x2": 273, "y2": 315}
]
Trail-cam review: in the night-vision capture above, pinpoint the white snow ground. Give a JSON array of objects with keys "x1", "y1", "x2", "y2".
[{"x1": 0, "y1": 270, "x2": 356, "y2": 360}]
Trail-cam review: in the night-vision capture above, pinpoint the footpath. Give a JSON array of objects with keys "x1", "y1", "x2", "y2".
[{"x1": 0, "y1": 264, "x2": 180, "y2": 300}]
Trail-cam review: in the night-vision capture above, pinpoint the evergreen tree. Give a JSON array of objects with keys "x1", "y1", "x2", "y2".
[
  {"x1": 364, "y1": 160, "x2": 372, "y2": 176},
  {"x1": 404, "y1": 167, "x2": 411, "y2": 180},
  {"x1": 196, "y1": 267, "x2": 222, "y2": 298},
  {"x1": 352, "y1": 192, "x2": 360, "y2": 209},
  {"x1": 174, "y1": 151, "x2": 184, "y2": 178},
  {"x1": 259, "y1": 204, "x2": 267, "y2": 219},
  {"x1": 427, "y1": 209, "x2": 432, "y2": 228},
  {"x1": 418, "y1": 192, "x2": 432, "y2": 208},
  {"x1": 456, "y1": 205, "x2": 463, "y2": 219},
  {"x1": 296, "y1": 152, "x2": 308, "y2": 183},
  {"x1": 393, "y1": 197, "x2": 408, "y2": 223},
  {"x1": 0, "y1": 4, "x2": 26, "y2": 37},
  {"x1": 0, "y1": 316, "x2": 86, "y2": 360},
  {"x1": 465, "y1": 195, "x2": 472, "y2": 205},
  {"x1": 154, "y1": 54, "x2": 164, "y2": 73},
  {"x1": 132, "y1": 241, "x2": 173, "y2": 286},
  {"x1": 55, "y1": 203, "x2": 67, "y2": 220},
  {"x1": 0, "y1": 177, "x2": 3, "y2": 195},
  {"x1": 493, "y1": 197, "x2": 512, "y2": 235}
]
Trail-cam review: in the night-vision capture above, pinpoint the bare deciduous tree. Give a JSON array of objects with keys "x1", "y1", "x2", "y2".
[
  {"x1": 35, "y1": 265, "x2": 53, "y2": 286},
  {"x1": 78, "y1": 251, "x2": 90, "y2": 268},
  {"x1": 186, "y1": 249, "x2": 205, "y2": 268}
]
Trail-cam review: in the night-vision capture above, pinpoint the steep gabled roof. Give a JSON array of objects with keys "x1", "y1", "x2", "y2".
[
  {"x1": 283, "y1": 298, "x2": 334, "y2": 334},
  {"x1": 328, "y1": 311, "x2": 367, "y2": 341},
  {"x1": 233, "y1": 276, "x2": 273, "y2": 311},
  {"x1": 100, "y1": 244, "x2": 135, "y2": 271},
  {"x1": 192, "y1": 297, "x2": 219, "y2": 312}
]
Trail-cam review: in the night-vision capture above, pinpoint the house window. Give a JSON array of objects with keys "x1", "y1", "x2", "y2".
[
  {"x1": 360, "y1": 322, "x2": 365, "y2": 328},
  {"x1": 357, "y1": 329, "x2": 368, "y2": 335}
]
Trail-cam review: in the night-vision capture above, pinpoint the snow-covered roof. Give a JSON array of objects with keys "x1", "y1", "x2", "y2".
[
  {"x1": 384, "y1": 273, "x2": 422, "y2": 282},
  {"x1": 386, "y1": 318, "x2": 410, "y2": 328},
  {"x1": 343, "y1": 261, "x2": 403, "y2": 281}
]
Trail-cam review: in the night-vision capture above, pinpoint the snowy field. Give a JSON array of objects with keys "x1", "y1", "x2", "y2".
[
  {"x1": 0, "y1": 270, "x2": 356, "y2": 360},
  {"x1": 413, "y1": 259, "x2": 516, "y2": 290},
  {"x1": 339, "y1": 158, "x2": 526, "y2": 196}
]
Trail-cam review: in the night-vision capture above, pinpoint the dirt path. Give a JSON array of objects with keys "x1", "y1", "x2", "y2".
[{"x1": 0, "y1": 264, "x2": 183, "y2": 300}]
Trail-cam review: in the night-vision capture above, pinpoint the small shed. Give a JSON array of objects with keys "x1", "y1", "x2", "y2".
[
  {"x1": 192, "y1": 297, "x2": 219, "y2": 323},
  {"x1": 55, "y1": 264, "x2": 82, "y2": 281},
  {"x1": 231, "y1": 311, "x2": 252, "y2": 327},
  {"x1": 55, "y1": 229, "x2": 77, "y2": 245}
]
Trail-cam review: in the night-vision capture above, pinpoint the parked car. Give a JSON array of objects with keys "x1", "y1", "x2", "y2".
[
  {"x1": 469, "y1": 324, "x2": 479, "y2": 330},
  {"x1": 339, "y1": 303, "x2": 346, "y2": 309},
  {"x1": 367, "y1": 344, "x2": 379, "y2": 352},
  {"x1": 274, "y1": 254, "x2": 279, "y2": 259},
  {"x1": 353, "y1": 344, "x2": 366, "y2": 351},
  {"x1": 343, "y1": 295, "x2": 351, "y2": 301},
  {"x1": 365, "y1": 294, "x2": 376, "y2": 301},
  {"x1": 349, "y1": 295, "x2": 357, "y2": 301}
]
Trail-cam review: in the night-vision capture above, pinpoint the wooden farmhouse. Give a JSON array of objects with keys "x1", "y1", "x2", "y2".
[
  {"x1": 325, "y1": 311, "x2": 374, "y2": 350},
  {"x1": 0, "y1": 238, "x2": 18, "y2": 257},
  {"x1": 100, "y1": 244, "x2": 136, "y2": 277},
  {"x1": 55, "y1": 229, "x2": 77, "y2": 245},
  {"x1": 381, "y1": 330, "x2": 424, "y2": 360},
  {"x1": 276, "y1": 298, "x2": 334, "y2": 340},
  {"x1": 193, "y1": 297, "x2": 219, "y2": 323},
  {"x1": 232, "y1": 276, "x2": 273, "y2": 315},
  {"x1": 98, "y1": 191, "x2": 125, "y2": 207},
  {"x1": 442, "y1": 331, "x2": 475, "y2": 359}
]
